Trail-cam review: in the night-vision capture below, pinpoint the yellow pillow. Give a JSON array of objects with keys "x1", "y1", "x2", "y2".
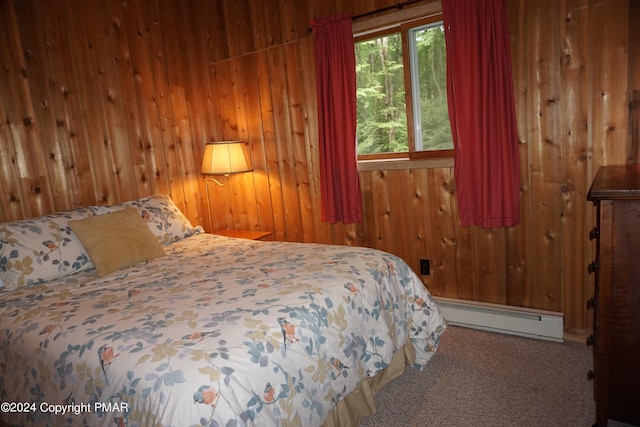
[{"x1": 69, "y1": 207, "x2": 166, "y2": 276}]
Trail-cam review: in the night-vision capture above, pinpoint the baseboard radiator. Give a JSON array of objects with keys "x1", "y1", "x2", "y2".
[{"x1": 434, "y1": 297, "x2": 564, "y2": 342}]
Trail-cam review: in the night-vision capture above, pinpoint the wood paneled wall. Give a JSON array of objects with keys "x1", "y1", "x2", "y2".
[{"x1": 0, "y1": 0, "x2": 635, "y2": 335}]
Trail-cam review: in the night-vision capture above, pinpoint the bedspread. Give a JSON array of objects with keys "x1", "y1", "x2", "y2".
[{"x1": 0, "y1": 233, "x2": 446, "y2": 427}]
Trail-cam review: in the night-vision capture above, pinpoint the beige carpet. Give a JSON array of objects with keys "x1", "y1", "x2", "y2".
[{"x1": 360, "y1": 325, "x2": 600, "y2": 426}]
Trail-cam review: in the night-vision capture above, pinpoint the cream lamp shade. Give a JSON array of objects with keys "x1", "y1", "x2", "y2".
[
  {"x1": 201, "y1": 141, "x2": 252, "y2": 175},
  {"x1": 200, "y1": 141, "x2": 252, "y2": 233}
]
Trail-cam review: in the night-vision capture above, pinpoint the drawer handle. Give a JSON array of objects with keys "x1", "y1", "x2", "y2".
[
  {"x1": 589, "y1": 227, "x2": 599, "y2": 240},
  {"x1": 587, "y1": 370, "x2": 595, "y2": 381},
  {"x1": 586, "y1": 334, "x2": 596, "y2": 346},
  {"x1": 587, "y1": 261, "x2": 599, "y2": 274},
  {"x1": 586, "y1": 297, "x2": 597, "y2": 310}
]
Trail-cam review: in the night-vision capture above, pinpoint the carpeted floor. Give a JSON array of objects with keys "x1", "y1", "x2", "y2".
[{"x1": 360, "y1": 325, "x2": 600, "y2": 427}]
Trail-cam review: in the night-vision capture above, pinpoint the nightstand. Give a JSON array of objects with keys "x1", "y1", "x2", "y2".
[{"x1": 213, "y1": 230, "x2": 271, "y2": 240}]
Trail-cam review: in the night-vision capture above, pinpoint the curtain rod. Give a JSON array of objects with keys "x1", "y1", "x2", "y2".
[
  {"x1": 351, "y1": 0, "x2": 424, "y2": 21},
  {"x1": 307, "y1": 0, "x2": 425, "y2": 33}
]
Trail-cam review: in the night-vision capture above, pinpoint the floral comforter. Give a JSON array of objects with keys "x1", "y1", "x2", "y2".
[{"x1": 0, "y1": 233, "x2": 446, "y2": 427}]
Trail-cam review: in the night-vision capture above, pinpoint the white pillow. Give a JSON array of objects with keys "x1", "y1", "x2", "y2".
[
  {"x1": 90, "y1": 194, "x2": 202, "y2": 245},
  {"x1": 0, "y1": 208, "x2": 94, "y2": 290}
]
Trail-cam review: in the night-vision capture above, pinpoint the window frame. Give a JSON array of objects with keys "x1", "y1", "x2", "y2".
[{"x1": 354, "y1": 13, "x2": 454, "y2": 164}]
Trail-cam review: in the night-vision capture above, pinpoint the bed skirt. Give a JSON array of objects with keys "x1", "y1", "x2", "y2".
[{"x1": 322, "y1": 341, "x2": 416, "y2": 427}]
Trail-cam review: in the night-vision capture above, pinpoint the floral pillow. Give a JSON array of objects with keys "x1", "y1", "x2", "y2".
[
  {"x1": 0, "y1": 208, "x2": 95, "y2": 291},
  {"x1": 90, "y1": 194, "x2": 202, "y2": 246}
]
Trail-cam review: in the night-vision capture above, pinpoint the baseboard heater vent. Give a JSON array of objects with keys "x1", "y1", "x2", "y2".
[{"x1": 434, "y1": 297, "x2": 564, "y2": 342}]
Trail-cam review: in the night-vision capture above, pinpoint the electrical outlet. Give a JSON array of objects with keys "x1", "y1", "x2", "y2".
[{"x1": 419, "y1": 259, "x2": 430, "y2": 276}]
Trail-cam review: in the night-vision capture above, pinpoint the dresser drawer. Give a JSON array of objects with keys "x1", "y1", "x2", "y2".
[{"x1": 588, "y1": 166, "x2": 640, "y2": 427}]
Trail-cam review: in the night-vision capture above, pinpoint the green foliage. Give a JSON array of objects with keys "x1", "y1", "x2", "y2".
[
  {"x1": 356, "y1": 23, "x2": 453, "y2": 155},
  {"x1": 356, "y1": 34, "x2": 408, "y2": 154}
]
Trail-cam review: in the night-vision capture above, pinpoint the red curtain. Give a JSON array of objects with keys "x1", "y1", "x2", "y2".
[
  {"x1": 442, "y1": 0, "x2": 521, "y2": 228},
  {"x1": 312, "y1": 14, "x2": 363, "y2": 224}
]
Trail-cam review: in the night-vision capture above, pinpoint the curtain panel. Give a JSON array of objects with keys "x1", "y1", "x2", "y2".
[
  {"x1": 442, "y1": 0, "x2": 521, "y2": 228},
  {"x1": 312, "y1": 14, "x2": 363, "y2": 225}
]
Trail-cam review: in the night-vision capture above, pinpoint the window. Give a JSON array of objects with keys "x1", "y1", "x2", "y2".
[{"x1": 355, "y1": 16, "x2": 453, "y2": 161}]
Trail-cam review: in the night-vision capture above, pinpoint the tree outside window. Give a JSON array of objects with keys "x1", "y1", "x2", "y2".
[{"x1": 355, "y1": 17, "x2": 453, "y2": 160}]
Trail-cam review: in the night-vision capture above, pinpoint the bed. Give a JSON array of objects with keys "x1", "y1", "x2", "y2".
[{"x1": 0, "y1": 194, "x2": 446, "y2": 427}]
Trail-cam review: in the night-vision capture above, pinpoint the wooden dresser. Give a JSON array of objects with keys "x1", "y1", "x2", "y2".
[{"x1": 587, "y1": 165, "x2": 640, "y2": 427}]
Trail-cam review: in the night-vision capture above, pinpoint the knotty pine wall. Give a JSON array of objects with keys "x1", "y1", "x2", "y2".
[{"x1": 0, "y1": 0, "x2": 636, "y2": 335}]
